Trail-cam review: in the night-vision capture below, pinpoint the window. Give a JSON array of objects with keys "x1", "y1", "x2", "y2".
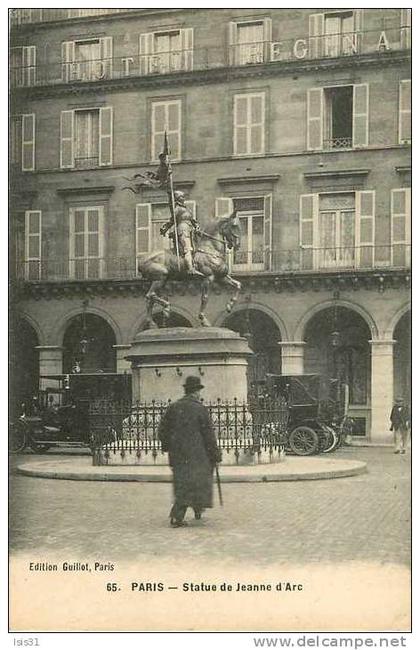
[
  {"x1": 318, "y1": 193, "x2": 355, "y2": 268},
  {"x1": 69, "y1": 206, "x2": 104, "y2": 279},
  {"x1": 233, "y1": 93, "x2": 265, "y2": 156},
  {"x1": 309, "y1": 11, "x2": 361, "y2": 59},
  {"x1": 62, "y1": 37, "x2": 113, "y2": 82},
  {"x1": 25, "y1": 210, "x2": 42, "y2": 280},
  {"x1": 324, "y1": 86, "x2": 353, "y2": 149},
  {"x1": 10, "y1": 46, "x2": 36, "y2": 87},
  {"x1": 151, "y1": 100, "x2": 181, "y2": 161},
  {"x1": 215, "y1": 195, "x2": 272, "y2": 271},
  {"x1": 60, "y1": 107, "x2": 113, "y2": 168},
  {"x1": 307, "y1": 84, "x2": 368, "y2": 150},
  {"x1": 299, "y1": 191, "x2": 375, "y2": 270},
  {"x1": 74, "y1": 110, "x2": 99, "y2": 168},
  {"x1": 139, "y1": 28, "x2": 193, "y2": 75},
  {"x1": 228, "y1": 18, "x2": 272, "y2": 65},
  {"x1": 11, "y1": 114, "x2": 35, "y2": 171},
  {"x1": 399, "y1": 80, "x2": 411, "y2": 144}
]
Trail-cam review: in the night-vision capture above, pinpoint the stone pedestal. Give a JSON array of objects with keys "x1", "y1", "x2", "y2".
[
  {"x1": 370, "y1": 339, "x2": 395, "y2": 444},
  {"x1": 279, "y1": 341, "x2": 306, "y2": 375},
  {"x1": 126, "y1": 327, "x2": 253, "y2": 403}
]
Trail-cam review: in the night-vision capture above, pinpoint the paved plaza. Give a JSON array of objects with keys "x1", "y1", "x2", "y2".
[{"x1": 9, "y1": 447, "x2": 410, "y2": 567}]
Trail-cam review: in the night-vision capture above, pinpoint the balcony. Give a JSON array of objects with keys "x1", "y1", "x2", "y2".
[
  {"x1": 14, "y1": 246, "x2": 411, "y2": 285},
  {"x1": 9, "y1": 26, "x2": 410, "y2": 89}
]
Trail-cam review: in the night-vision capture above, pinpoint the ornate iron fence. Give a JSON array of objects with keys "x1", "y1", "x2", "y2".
[{"x1": 90, "y1": 398, "x2": 289, "y2": 464}]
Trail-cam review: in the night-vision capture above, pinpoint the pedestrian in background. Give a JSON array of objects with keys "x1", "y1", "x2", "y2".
[
  {"x1": 158, "y1": 376, "x2": 222, "y2": 527},
  {"x1": 390, "y1": 397, "x2": 410, "y2": 454}
]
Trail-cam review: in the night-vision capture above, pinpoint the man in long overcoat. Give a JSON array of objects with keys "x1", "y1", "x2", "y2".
[
  {"x1": 390, "y1": 397, "x2": 410, "y2": 454},
  {"x1": 158, "y1": 376, "x2": 222, "y2": 527}
]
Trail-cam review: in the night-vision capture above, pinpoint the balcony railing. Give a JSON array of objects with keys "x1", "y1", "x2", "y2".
[
  {"x1": 9, "y1": 26, "x2": 411, "y2": 89},
  {"x1": 14, "y1": 246, "x2": 411, "y2": 284},
  {"x1": 10, "y1": 9, "x2": 134, "y2": 26},
  {"x1": 74, "y1": 156, "x2": 99, "y2": 170},
  {"x1": 323, "y1": 137, "x2": 353, "y2": 150}
]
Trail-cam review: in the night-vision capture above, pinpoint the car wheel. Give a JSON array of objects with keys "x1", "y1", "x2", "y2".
[
  {"x1": 9, "y1": 421, "x2": 27, "y2": 453},
  {"x1": 318, "y1": 427, "x2": 338, "y2": 453},
  {"x1": 289, "y1": 426, "x2": 318, "y2": 456}
]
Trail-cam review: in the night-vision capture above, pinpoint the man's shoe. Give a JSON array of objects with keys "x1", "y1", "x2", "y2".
[
  {"x1": 194, "y1": 512, "x2": 202, "y2": 520},
  {"x1": 394, "y1": 450, "x2": 400, "y2": 454},
  {"x1": 170, "y1": 518, "x2": 188, "y2": 528}
]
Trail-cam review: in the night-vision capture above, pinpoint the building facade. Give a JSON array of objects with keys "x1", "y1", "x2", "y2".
[{"x1": 10, "y1": 8, "x2": 411, "y2": 441}]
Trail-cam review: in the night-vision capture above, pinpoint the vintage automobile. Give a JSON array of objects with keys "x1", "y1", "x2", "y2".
[
  {"x1": 250, "y1": 373, "x2": 350, "y2": 456},
  {"x1": 9, "y1": 372, "x2": 131, "y2": 453}
]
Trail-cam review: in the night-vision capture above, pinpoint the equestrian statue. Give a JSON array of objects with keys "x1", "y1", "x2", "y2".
[{"x1": 125, "y1": 133, "x2": 242, "y2": 328}]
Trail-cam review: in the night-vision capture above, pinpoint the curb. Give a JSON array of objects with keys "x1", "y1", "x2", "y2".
[{"x1": 16, "y1": 460, "x2": 367, "y2": 483}]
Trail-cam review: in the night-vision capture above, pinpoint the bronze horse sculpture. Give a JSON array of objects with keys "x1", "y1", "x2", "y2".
[{"x1": 138, "y1": 212, "x2": 242, "y2": 328}]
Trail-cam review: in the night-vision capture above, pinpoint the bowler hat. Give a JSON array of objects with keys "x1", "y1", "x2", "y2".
[{"x1": 183, "y1": 375, "x2": 204, "y2": 393}]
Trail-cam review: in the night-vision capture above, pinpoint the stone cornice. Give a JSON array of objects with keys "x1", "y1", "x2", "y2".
[
  {"x1": 303, "y1": 169, "x2": 370, "y2": 180},
  {"x1": 56, "y1": 185, "x2": 115, "y2": 196},
  {"x1": 14, "y1": 268, "x2": 411, "y2": 301},
  {"x1": 218, "y1": 174, "x2": 280, "y2": 186},
  {"x1": 11, "y1": 51, "x2": 410, "y2": 101}
]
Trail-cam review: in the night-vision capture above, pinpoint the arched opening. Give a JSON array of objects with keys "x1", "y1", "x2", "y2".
[
  {"x1": 63, "y1": 313, "x2": 117, "y2": 374},
  {"x1": 393, "y1": 311, "x2": 411, "y2": 403},
  {"x1": 10, "y1": 318, "x2": 39, "y2": 415},
  {"x1": 222, "y1": 308, "x2": 281, "y2": 387},
  {"x1": 303, "y1": 306, "x2": 371, "y2": 436}
]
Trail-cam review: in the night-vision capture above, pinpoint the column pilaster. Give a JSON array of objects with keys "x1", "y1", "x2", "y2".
[
  {"x1": 278, "y1": 341, "x2": 306, "y2": 375},
  {"x1": 369, "y1": 339, "x2": 395, "y2": 443},
  {"x1": 113, "y1": 344, "x2": 132, "y2": 374}
]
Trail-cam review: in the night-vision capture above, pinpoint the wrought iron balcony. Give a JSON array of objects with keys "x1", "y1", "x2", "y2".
[
  {"x1": 9, "y1": 26, "x2": 410, "y2": 89},
  {"x1": 14, "y1": 246, "x2": 411, "y2": 284},
  {"x1": 323, "y1": 137, "x2": 353, "y2": 150}
]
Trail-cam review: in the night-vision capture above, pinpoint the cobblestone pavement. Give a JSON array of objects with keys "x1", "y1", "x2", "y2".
[{"x1": 9, "y1": 447, "x2": 410, "y2": 566}]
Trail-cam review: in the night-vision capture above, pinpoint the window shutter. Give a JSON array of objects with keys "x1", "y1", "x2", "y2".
[
  {"x1": 215, "y1": 198, "x2": 233, "y2": 218},
  {"x1": 262, "y1": 17, "x2": 272, "y2": 61},
  {"x1": 309, "y1": 13, "x2": 324, "y2": 58},
  {"x1": 25, "y1": 210, "x2": 42, "y2": 280},
  {"x1": 62, "y1": 41, "x2": 75, "y2": 82},
  {"x1": 307, "y1": 88, "x2": 323, "y2": 150},
  {"x1": 60, "y1": 110, "x2": 74, "y2": 168},
  {"x1": 10, "y1": 47, "x2": 22, "y2": 87},
  {"x1": 139, "y1": 33, "x2": 154, "y2": 75},
  {"x1": 391, "y1": 188, "x2": 410, "y2": 267},
  {"x1": 352, "y1": 83, "x2": 369, "y2": 148},
  {"x1": 184, "y1": 200, "x2": 196, "y2": 221},
  {"x1": 401, "y1": 9, "x2": 411, "y2": 49},
  {"x1": 353, "y1": 9, "x2": 362, "y2": 53},
  {"x1": 399, "y1": 80, "x2": 411, "y2": 144},
  {"x1": 228, "y1": 22, "x2": 238, "y2": 65},
  {"x1": 355, "y1": 190, "x2": 375, "y2": 268},
  {"x1": 100, "y1": 37, "x2": 113, "y2": 79},
  {"x1": 23, "y1": 46, "x2": 36, "y2": 86},
  {"x1": 299, "y1": 194, "x2": 318, "y2": 270},
  {"x1": 181, "y1": 28, "x2": 194, "y2": 71},
  {"x1": 99, "y1": 106, "x2": 113, "y2": 166},
  {"x1": 264, "y1": 194, "x2": 272, "y2": 270},
  {"x1": 22, "y1": 113, "x2": 35, "y2": 171},
  {"x1": 136, "y1": 204, "x2": 152, "y2": 267}
]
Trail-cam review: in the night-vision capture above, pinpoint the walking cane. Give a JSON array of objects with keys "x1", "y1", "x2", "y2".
[{"x1": 215, "y1": 464, "x2": 223, "y2": 506}]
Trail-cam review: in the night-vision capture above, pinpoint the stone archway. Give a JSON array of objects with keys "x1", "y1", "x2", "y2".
[
  {"x1": 222, "y1": 308, "x2": 281, "y2": 388},
  {"x1": 303, "y1": 306, "x2": 372, "y2": 437},
  {"x1": 62, "y1": 313, "x2": 117, "y2": 374},
  {"x1": 11, "y1": 318, "x2": 39, "y2": 415},
  {"x1": 393, "y1": 311, "x2": 411, "y2": 403}
]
